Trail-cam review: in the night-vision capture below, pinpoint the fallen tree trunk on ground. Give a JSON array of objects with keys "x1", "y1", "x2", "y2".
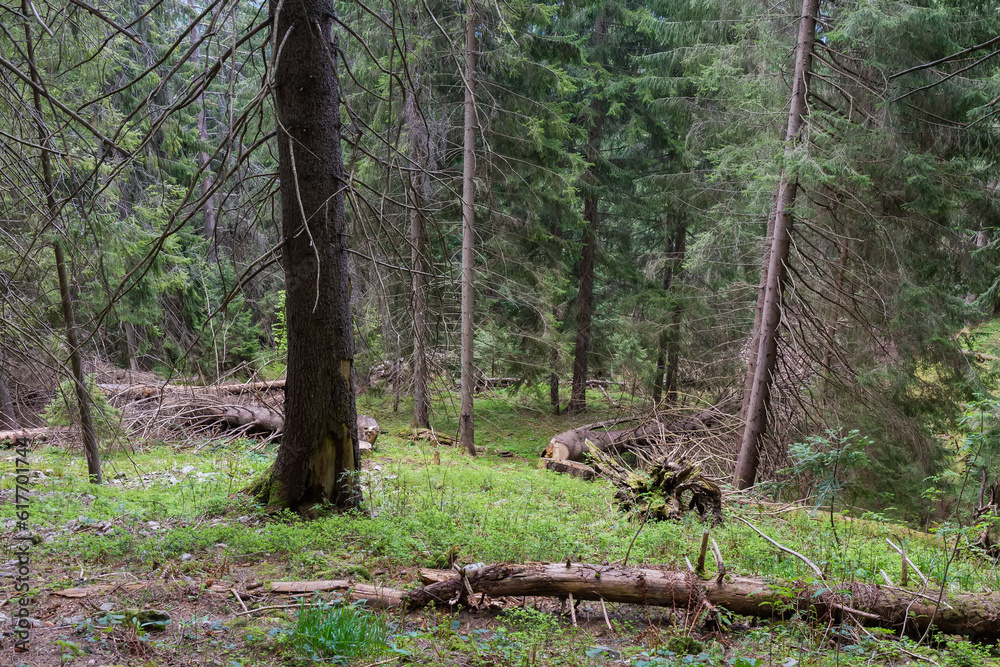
[
  {"x1": 95, "y1": 381, "x2": 377, "y2": 443},
  {"x1": 538, "y1": 459, "x2": 597, "y2": 480},
  {"x1": 270, "y1": 562, "x2": 1000, "y2": 638},
  {"x1": 0, "y1": 426, "x2": 72, "y2": 446},
  {"x1": 543, "y1": 400, "x2": 737, "y2": 462}
]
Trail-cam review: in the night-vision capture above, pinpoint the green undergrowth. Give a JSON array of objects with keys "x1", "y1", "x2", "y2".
[
  {"x1": 5, "y1": 389, "x2": 1000, "y2": 664},
  {"x1": 3, "y1": 393, "x2": 997, "y2": 593}
]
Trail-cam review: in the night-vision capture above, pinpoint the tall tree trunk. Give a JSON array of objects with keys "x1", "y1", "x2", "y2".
[
  {"x1": 737, "y1": 205, "x2": 778, "y2": 443},
  {"x1": 653, "y1": 221, "x2": 685, "y2": 404},
  {"x1": 253, "y1": 0, "x2": 359, "y2": 510},
  {"x1": 662, "y1": 222, "x2": 686, "y2": 403},
  {"x1": 568, "y1": 22, "x2": 606, "y2": 414},
  {"x1": 569, "y1": 196, "x2": 597, "y2": 414},
  {"x1": 821, "y1": 238, "x2": 849, "y2": 378},
  {"x1": 23, "y1": 4, "x2": 101, "y2": 483},
  {"x1": 550, "y1": 220, "x2": 564, "y2": 415},
  {"x1": 406, "y1": 67, "x2": 431, "y2": 429},
  {"x1": 198, "y1": 109, "x2": 217, "y2": 262},
  {"x1": 733, "y1": 0, "x2": 818, "y2": 490},
  {"x1": 124, "y1": 322, "x2": 140, "y2": 372},
  {"x1": 190, "y1": 0, "x2": 217, "y2": 262},
  {"x1": 459, "y1": 13, "x2": 478, "y2": 455},
  {"x1": 0, "y1": 347, "x2": 17, "y2": 430}
]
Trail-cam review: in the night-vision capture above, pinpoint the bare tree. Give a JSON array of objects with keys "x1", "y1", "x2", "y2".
[
  {"x1": 459, "y1": 10, "x2": 478, "y2": 455},
  {"x1": 23, "y1": 0, "x2": 102, "y2": 483},
  {"x1": 406, "y1": 66, "x2": 431, "y2": 429},
  {"x1": 733, "y1": 0, "x2": 819, "y2": 489},
  {"x1": 0, "y1": 347, "x2": 17, "y2": 429}
]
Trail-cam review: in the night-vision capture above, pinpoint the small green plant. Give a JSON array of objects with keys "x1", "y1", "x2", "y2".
[
  {"x1": 768, "y1": 429, "x2": 871, "y2": 508},
  {"x1": 289, "y1": 598, "x2": 391, "y2": 664},
  {"x1": 42, "y1": 375, "x2": 123, "y2": 440},
  {"x1": 490, "y1": 606, "x2": 563, "y2": 667},
  {"x1": 942, "y1": 636, "x2": 996, "y2": 667},
  {"x1": 56, "y1": 638, "x2": 84, "y2": 665}
]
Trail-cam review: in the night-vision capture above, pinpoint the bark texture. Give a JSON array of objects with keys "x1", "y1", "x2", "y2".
[
  {"x1": 403, "y1": 562, "x2": 1000, "y2": 639},
  {"x1": 733, "y1": 0, "x2": 818, "y2": 489},
  {"x1": 459, "y1": 14, "x2": 477, "y2": 455},
  {"x1": 406, "y1": 64, "x2": 431, "y2": 429},
  {"x1": 190, "y1": 1, "x2": 217, "y2": 262},
  {"x1": 568, "y1": 14, "x2": 607, "y2": 414},
  {"x1": 263, "y1": 0, "x2": 359, "y2": 509}
]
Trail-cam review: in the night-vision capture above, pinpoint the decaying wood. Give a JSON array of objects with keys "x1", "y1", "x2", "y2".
[
  {"x1": 93, "y1": 380, "x2": 378, "y2": 445},
  {"x1": 357, "y1": 414, "x2": 380, "y2": 446},
  {"x1": 408, "y1": 427, "x2": 454, "y2": 446},
  {"x1": 270, "y1": 561, "x2": 1000, "y2": 637},
  {"x1": 542, "y1": 401, "x2": 737, "y2": 463},
  {"x1": 538, "y1": 459, "x2": 597, "y2": 480},
  {"x1": 961, "y1": 348, "x2": 1000, "y2": 362},
  {"x1": 590, "y1": 449, "x2": 723, "y2": 524},
  {"x1": 268, "y1": 580, "x2": 403, "y2": 609},
  {"x1": 0, "y1": 426, "x2": 72, "y2": 446},
  {"x1": 420, "y1": 569, "x2": 459, "y2": 585}
]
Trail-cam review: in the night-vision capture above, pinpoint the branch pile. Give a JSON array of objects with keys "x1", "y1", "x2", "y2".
[
  {"x1": 94, "y1": 380, "x2": 378, "y2": 446},
  {"x1": 541, "y1": 399, "x2": 739, "y2": 465}
]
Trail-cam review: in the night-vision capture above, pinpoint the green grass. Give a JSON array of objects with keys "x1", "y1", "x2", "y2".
[
  {"x1": 7, "y1": 388, "x2": 1000, "y2": 665},
  {"x1": 289, "y1": 599, "x2": 392, "y2": 663},
  {"x1": 9, "y1": 391, "x2": 999, "y2": 591}
]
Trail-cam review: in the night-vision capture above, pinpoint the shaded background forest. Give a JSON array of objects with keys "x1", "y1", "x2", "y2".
[{"x1": 3, "y1": 0, "x2": 1000, "y2": 517}]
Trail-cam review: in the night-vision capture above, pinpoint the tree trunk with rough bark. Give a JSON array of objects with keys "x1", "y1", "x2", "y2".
[
  {"x1": 23, "y1": 4, "x2": 101, "y2": 483},
  {"x1": 249, "y1": 0, "x2": 359, "y2": 510},
  {"x1": 406, "y1": 64, "x2": 431, "y2": 429},
  {"x1": 459, "y1": 13, "x2": 478, "y2": 455},
  {"x1": 569, "y1": 197, "x2": 597, "y2": 414},
  {"x1": 189, "y1": 0, "x2": 217, "y2": 262},
  {"x1": 402, "y1": 562, "x2": 1000, "y2": 639},
  {"x1": 733, "y1": 0, "x2": 818, "y2": 490},
  {"x1": 569, "y1": 22, "x2": 606, "y2": 414},
  {"x1": 653, "y1": 221, "x2": 686, "y2": 404}
]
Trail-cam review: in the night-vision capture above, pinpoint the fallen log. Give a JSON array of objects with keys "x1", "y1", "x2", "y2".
[
  {"x1": 96, "y1": 380, "x2": 379, "y2": 443},
  {"x1": 407, "y1": 427, "x2": 455, "y2": 446},
  {"x1": 538, "y1": 458, "x2": 597, "y2": 480},
  {"x1": 267, "y1": 562, "x2": 1000, "y2": 637},
  {"x1": 543, "y1": 401, "x2": 737, "y2": 462},
  {"x1": 268, "y1": 580, "x2": 403, "y2": 609},
  {"x1": 961, "y1": 349, "x2": 1000, "y2": 362},
  {"x1": 0, "y1": 426, "x2": 72, "y2": 446}
]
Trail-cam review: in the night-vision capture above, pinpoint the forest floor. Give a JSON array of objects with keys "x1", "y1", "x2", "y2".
[{"x1": 3, "y1": 390, "x2": 1000, "y2": 666}]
